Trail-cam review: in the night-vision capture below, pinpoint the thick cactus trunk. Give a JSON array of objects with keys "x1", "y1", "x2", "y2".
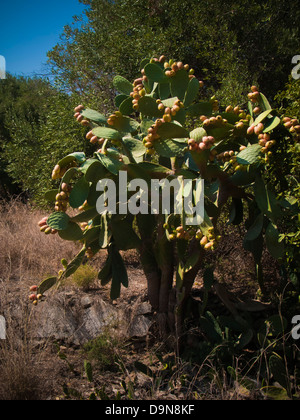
[
  {"x1": 138, "y1": 214, "x2": 205, "y2": 339},
  {"x1": 138, "y1": 215, "x2": 175, "y2": 336}
]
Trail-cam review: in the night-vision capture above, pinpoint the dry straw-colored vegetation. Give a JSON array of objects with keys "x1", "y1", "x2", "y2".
[
  {"x1": 0, "y1": 199, "x2": 79, "y2": 399},
  {"x1": 0, "y1": 199, "x2": 298, "y2": 400}
]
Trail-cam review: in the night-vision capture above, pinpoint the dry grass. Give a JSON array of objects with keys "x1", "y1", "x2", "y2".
[
  {"x1": 0, "y1": 281, "x2": 57, "y2": 400},
  {"x1": 0, "y1": 199, "x2": 79, "y2": 283},
  {"x1": 0, "y1": 198, "x2": 80, "y2": 400}
]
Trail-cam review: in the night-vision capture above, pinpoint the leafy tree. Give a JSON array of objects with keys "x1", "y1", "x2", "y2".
[
  {"x1": 47, "y1": 0, "x2": 300, "y2": 107},
  {"x1": 271, "y1": 78, "x2": 300, "y2": 285},
  {"x1": 276, "y1": 78, "x2": 300, "y2": 119},
  {"x1": 0, "y1": 75, "x2": 51, "y2": 198},
  {"x1": 0, "y1": 75, "x2": 88, "y2": 204}
]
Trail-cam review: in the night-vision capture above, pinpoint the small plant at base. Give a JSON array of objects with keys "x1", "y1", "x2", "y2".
[{"x1": 67, "y1": 264, "x2": 98, "y2": 291}]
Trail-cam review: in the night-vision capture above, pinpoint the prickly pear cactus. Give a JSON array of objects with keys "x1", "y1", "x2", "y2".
[{"x1": 32, "y1": 55, "x2": 299, "y2": 309}]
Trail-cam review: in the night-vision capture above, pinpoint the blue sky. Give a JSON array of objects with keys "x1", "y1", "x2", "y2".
[{"x1": 0, "y1": 0, "x2": 87, "y2": 77}]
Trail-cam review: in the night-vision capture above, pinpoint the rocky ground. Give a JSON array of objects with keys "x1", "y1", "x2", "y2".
[
  {"x1": 0, "y1": 199, "x2": 285, "y2": 400},
  {"x1": 0, "y1": 262, "x2": 215, "y2": 401}
]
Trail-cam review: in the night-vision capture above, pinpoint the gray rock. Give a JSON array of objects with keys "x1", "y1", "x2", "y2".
[
  {"x1": 134, "y1": 302, "x2": 152, "y2": 316},
  {"x1": 31, "y1": 290, "x2": 153, "y2": 345},
  {"x1": 127, "y1": 315, "x2": 152, "y2": 338}
]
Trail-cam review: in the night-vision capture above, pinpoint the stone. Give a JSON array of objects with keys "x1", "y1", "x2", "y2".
[
  {"x1": 127, "y1": 315, "x2": 152, "y2": 338},
  {"x1": 30, "y1": 289, "x2": 153, "y2": 345},
  {"x1": 31, "y1": 290, "x2": 121, "y2": 345},
  {"x1": 134, "y1": 302, "x2": 152, "y2": 316}
]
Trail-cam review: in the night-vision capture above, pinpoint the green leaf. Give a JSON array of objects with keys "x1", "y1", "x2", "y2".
[
  {"x1": 144, "y1": 63, "x2": 168, "y2": 83},
  {"x1": 126, "y1": 163, "x2": 151, "y2": 184},
  {"x1": 112, "y1": 116, "x2": 140, "y2": 134},
  {"x1": 184, "y1": 77, "x2": 200, "y2": 107},
  {"x1": 81, "y1": 108, "x2": 107, "y2": 125},
  {"x1": 96, "y1": 153, "x2": 123, "y2": 176},
  {"x1": 161, "y1": 97, "x2": 179, "y2": 108},
  {"x1": 244, "y1": 213, "x2": 264, "y2": 241},
  {"x1": 92, "y1": 126, "x2": 122, "y2": 141},
  {"x1": 199, "y1": 312, "x2": 222, "y2": 343},
  {"x1": 173, "y1": 107, "x2": 186, "y2": 125},
  {"x1": 160, "y1": 97, "x2": 187, "y2": 123},
  {"x1": 236, "y1": 144, "x2": 262, "y2": 165},
  {"x1": 47, "y1": 212, "x2": 70, "y2": 231},
  {"x1": 140, "y1": 58, "x2": 150, "y2": 70},
  {"x1": 38, "y1": 276, "x2": 57, "y2": 295},
  {"x1": 115, "y1": 94, "x2": 129, "y2": 108},
  {"x1": 82, "y1": 159, "x2": 108, "y2": 183},
  {"x1": 122, "y1": 137, "x2": 146, "y2": 157},
  {"x1": 61, "y1": 167, "x2": 79, "y2": 184},
  {"x1": 65, "y1": 248, "x2": 86, "y2": 278},
  {"x1": 110, "y1": 264, "x2": 122, "y2": 301},
  {"x1": 112, "y1": 246, "x2": 128, "y2": 288},
  {"x1": 253, "y1": 109, "x2": 273, "y2": 126},
  {"x1": 254, "y1": 177, "x2": 282, "y2": 220},
  {"x1": 111, "y1": 217, "x2": 141, "y2": 251},
  {"x1": 69, "y1": 176, "x2": 90, "y2": 209},
  {"x1": 189, "y1": 127, "x2": 207, "y2": 142},
  {"x1": 156, "y1": 122, "x2": 189, "y2": 140},
  {"x1": 113, "y1": 75, "x2": 133, "y2": 96},
  {"x1": 205, "y1": 311, "x2": 222, "y2": 338},
  {"x1": 265, "y1": 222, "x2": 284, "y2": 259},
  {"x1": 219, "y1": 316, "x2": 245, "y2": 333},
  {"x1": 263, "y1": 115, "x2": 281, "y2": 133},
  {"x1": 98, "y1": 254, "x2": 113, "y2": 286},
  {"x1": 184, "y1": 251, "x2": 200, "y2": 274},
  {"x1": 84, "y1": 360, "x2": 93, "y2": 383},
  {"x1": 58, "y1": 222, "x2": 84, "y2": 242},
  {"x1": 99, "y1": 213, "x2": 110, "y2": 249},
  {"x1": 227, "y1": 198, "x2": 243, "y2": 226},
  {"x1": 258, "y1": 92, "x2": 272, "y2": 111},
  {"x1": 159, "y1": 82, "x2": 171, "y2": 100},
  {"x1": 220, "y1": 112, "x2": 240, "y2": 125},
  {"x1": 206, "y1": 124, "x2": 234, "y2": 141},
  {"x1": 154, "y1": 138, "x2": 187, "y2": 157},
  {"x1": 134, "y1": 361, "x2": 154, "y2": 378},
  {"x1": 138, "y1": 96, "x2": 163, "y2": 118},
  {"x1": 235, "y1": 329, "x2": 253, "y2": 351},
  {"x1": 71, "y1": 207, "x2": 99, "y2": 223},
  {"x1": 138, "y1": 161, "x2": 171, "y2": 176},
  {"x1": 58, "y1": 152, "x2": 86, "y2": 168},
  {"x1": 119, "y1": 96, "x2": 134, "y2": 116},
  {"x1": 254, "y1": 176, "x2": 269, "y2": 214},
  {"x1": 170, "y1": 69, "x2": 190, "y2": 101},
  {"x1": 243, "y1": 233, "x2": 264, "y2": 264},
  {"x1": 269, "y1": 353, "x2": 290, "y2": 392},
  {"x1": 261, "y1": 386, "x2": 289, "y2": 400},
  {"x1": 101, "y1": 148, "x2": 121, "y2": 164},
  {"x1": 186, "y1": 102, "x2": 213, "y2": 118},
  {"x1": 83, "y1": 226, "x2": 100, "y2": 246},
  {"x1": 44, "y1": 189, "x2": 59, "y2": 202},
  {"x1": 230, "y1": 166, "x2": 257, "y2": 187},
  {"x1": 199, "y1": 209, "x2": 214, "y2": 237},
  {"x1": 265, "y1": 315, "x2": 288, "y2": 337},
  {"x1": 140, "y1": 118, "x2": 155, "y2": 135}
]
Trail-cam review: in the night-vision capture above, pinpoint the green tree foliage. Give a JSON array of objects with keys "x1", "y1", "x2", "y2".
[
  {"x1": 47, "y1": 0, "x2": 300, "y2": 107},
  {"x1": 0, "y1": 75, "x2": 87, "y2": 204},
  {"x1": 276, "y1": 78, "x2": 300, "y2": 119},
  {"x1": 0, "y1": 75, "x2": 50, "y2": 197},
  {"x1": 271, "y1": 78, "x2": 300, "y2": 282}
]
